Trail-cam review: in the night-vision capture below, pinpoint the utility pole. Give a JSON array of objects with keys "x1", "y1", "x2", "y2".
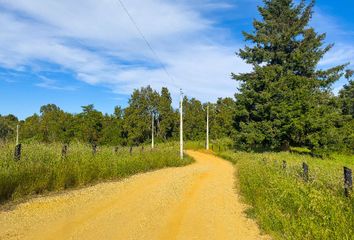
[
  {"x1": 206, "y1": 105, "x2": 209, "y2": 150},
  {"x1": 151, "y1": 112, "x2": 154, "y2": 149},
  {"x1": 16, "y1": 124, "x2": 19, "y2": 145},
  {"x1": 180, "y1": 89, "x2": 183, "y2": 159}
]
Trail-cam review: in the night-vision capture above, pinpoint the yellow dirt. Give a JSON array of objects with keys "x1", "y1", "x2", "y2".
[{"x1": 0, "y1": 150, "x2": 269, "y2": 240}]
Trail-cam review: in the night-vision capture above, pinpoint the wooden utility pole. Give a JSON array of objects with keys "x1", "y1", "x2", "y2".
[
  {"x1": 151, "y1": 112, "x2": 154, "y2": 149},
  {"x1": 16, "y1": 124, "x2": 19, "y2": 145},
  {"x1": 206, "y1": 105, "x2": 209, "y2": 150},
  {"x1": 180, "y1": 89, "x2": 183, "y2": 160}
]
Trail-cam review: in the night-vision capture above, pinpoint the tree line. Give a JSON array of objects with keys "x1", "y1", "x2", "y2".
[
  {"x1": 0, "y1": 0, "x2": 353, "y2": 153},
  {"x1": 0, "y1": 86, "x2": 235, "y2": 147}
]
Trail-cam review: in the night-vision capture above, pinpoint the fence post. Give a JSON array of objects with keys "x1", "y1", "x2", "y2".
[
  {"x1": 141, "y1": 145, "x2": 144, "y2": 152},
  {"x1": 61, "y1": 144, "x2": 68, "y2": 158},
  {"x1": 14, "y1": 143, "x2": 22, "y2": 161},
  {"x1": 302, "y1": 162, "x2": 309, "y2": 181},
  {"x1": 344, "y1": 167, "x2": 352, "y2": 197},
  {"x1": 211, "y1": 144, "x2": 214, "y2": 151},
  {"x1": 130, "y1": 146, "x2": 133, "y2": 155},
  {"x1": 219, "y1": 145, "x2": 221, "y2": 152},
  {"x1": 282, "y1": 160, "x2": 287, "y2": 170}
]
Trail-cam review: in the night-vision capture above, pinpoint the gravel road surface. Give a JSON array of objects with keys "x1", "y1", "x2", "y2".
[{"x1": 0, "y1": 150, "x2": 268, "y2": 240}]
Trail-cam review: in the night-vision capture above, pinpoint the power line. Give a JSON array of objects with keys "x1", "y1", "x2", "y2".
[{"x1": 116, "y1": 0, "x2": 177, "y2": 87}]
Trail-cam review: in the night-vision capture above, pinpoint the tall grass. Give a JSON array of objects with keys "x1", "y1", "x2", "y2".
[
  {"x1": 185, "y1": 138, "x2": 232, "y2": 152},
  {"x1": 0, "y1": 142, "x2": 192, "y2": 204},
  {"x1": 219, "y1": 151, "x2": 354, "y2": 240}
]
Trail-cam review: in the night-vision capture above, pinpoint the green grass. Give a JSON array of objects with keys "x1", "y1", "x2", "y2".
[
  {"x1": 0, "y1": 142, "x2": 193, "y2": 204},
  {"x1": 218, "y1": 150, "x2": 354, "y2": 240},
  {"x1": 185, "y1": 138, "x2": 233, "y2": 152}
]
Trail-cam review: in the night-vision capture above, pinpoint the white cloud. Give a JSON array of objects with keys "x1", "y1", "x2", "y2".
[
  {"x1": 36, "y1": 76, "x2": 77, "y2": 91},
  {"x1": 0, "y1": 0, "x2": 247, "y2": 104},
  {"x1": 320, "y1": 44, "x2": 354, "y2": 67},
  {"x1": 312, "y1": 8, "x2": 354, "y2": 68},
  {"x1": 312, "y1": 8, "x2": 354, "y2": 40},
  {"x1": 312, "y1": 8, "x2": 354, "y2": 93}
]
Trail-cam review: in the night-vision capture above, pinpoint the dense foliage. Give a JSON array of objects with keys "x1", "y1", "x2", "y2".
[
  {"x1": 0, "y1": 86, "x2": 236, "y2": 146},
  {"x1": 232, "y1": 0, "x2": 353, "y2": 152}
]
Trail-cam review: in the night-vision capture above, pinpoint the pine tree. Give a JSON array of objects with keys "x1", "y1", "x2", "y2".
[{"x1": 233, "y1": 0, "x2": 346, "y2": 151}]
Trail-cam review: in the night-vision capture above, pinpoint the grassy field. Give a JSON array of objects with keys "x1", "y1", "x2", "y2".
[
  {"x1": 217, "y1": 150, "x2": 354, "y2": 240},
  {"x1": 0, "y1": 142, "x2": 192, "y2": 204}
]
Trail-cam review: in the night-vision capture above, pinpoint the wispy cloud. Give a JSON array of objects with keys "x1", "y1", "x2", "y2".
[
  {"x1": 0, "y1": 0, "x2": 249, "y2": 103},
  {"x1": 35, "y1": 76, "x2": 77, "y2": 91},
  {"x1": 0, "y1": 0, "x2": 352, "y2": 105},
  {"x1": 313, "y1": 8, "x2": 354, "y2": 68},
  {"x1": 312, "y1": 8, "x2": 354, "y2": 40},
  {"x1": 320, "y1": 44, "x2": 354, "y2": 67},
  {"x1": 311, "y1": 7, "x2": 354, "y2": 93}
]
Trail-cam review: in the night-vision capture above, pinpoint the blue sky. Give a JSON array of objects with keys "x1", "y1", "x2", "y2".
[{"x1": 0, "y1": 0, "x2": 353, "y2": 120}]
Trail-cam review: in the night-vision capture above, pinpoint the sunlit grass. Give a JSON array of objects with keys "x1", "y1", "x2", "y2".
[
  {"x1": 0, "y1": 142, "x2": 192, "y2": 204},
  {"x1": 219, "y1": 150, "x2": 354, "y2": 240}
]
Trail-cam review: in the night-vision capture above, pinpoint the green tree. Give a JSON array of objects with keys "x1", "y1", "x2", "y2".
[
  {"x1": 123, "y1": 86, "x2": 159, "y2": 146},
  {"x1": 339, "y1": 70, "x2": 354, "y2": 117},
  {"x1": 183, "y1": 97, "x2": 205, "y2": 141},
  {"x1": 211, "y1": 98, "x2": 236, "y2": 139},
  {"x1": 38, "y1": 104, "x2": 71, "y2": 143},
  {"x1": 100, "y1": 106, "x2": 124, "y2": 146},
  {"x1": 337, "y1": 70, "x2": 354, "y2": 152},
  {"x1": 77, "y1": 104, "x2": 104, "y2": 144},
  {"x1": 0, "y1": 114, "x2": 18, "y2": 141},
  {"x1": 232, "y1": 0, "x2": 345, "y2": 151},
  {"x1": 21, "y1": 114, "x2": 41, "y2": 141},
  {"x1": 157, "y1": 87, "x2": 176, "y2": 141}
]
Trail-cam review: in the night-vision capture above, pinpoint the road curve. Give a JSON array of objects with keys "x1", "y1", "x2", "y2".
[{"x1": 0, "y1": 150, "x2": 268, "y2": 240}]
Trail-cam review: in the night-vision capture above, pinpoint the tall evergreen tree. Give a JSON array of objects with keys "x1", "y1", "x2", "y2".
[{"x1": 233, "y1": 0, "x2": 346, "y2": 151}]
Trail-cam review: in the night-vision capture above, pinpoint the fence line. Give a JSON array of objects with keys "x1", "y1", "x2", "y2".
[{"x1": 265, "y1": 158, "x2": 353, "y2": 198}]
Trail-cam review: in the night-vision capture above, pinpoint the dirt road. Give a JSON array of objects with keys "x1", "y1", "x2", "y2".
[{"x1": 0, "y1": 150, "x2": 268, "y2": 240}]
